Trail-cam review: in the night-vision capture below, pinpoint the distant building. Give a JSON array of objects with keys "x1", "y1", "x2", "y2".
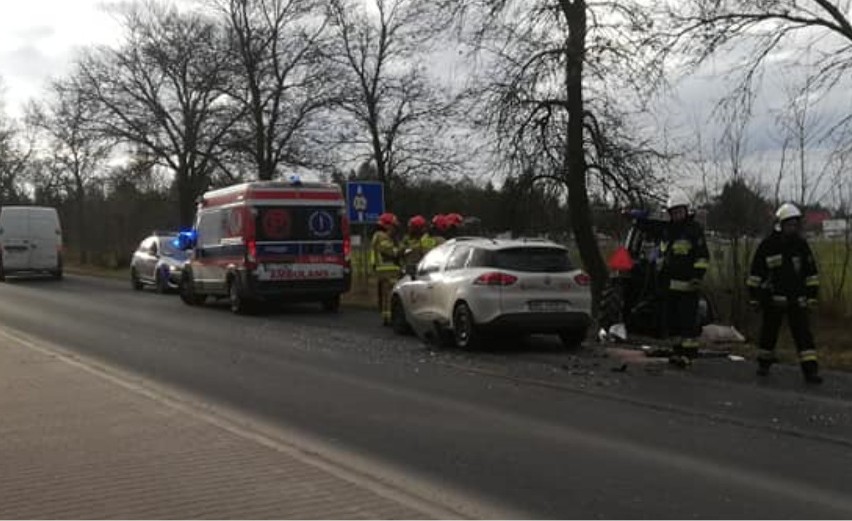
[
  {"x1": 804, "y1": 210, "x2": 832, "y2": 231},
  {"x1": 822, "y1": 219, "x2": 849, "y2": 239}
]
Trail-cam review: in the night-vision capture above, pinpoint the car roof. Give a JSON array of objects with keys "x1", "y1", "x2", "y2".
[{"x1": 444, "y1": 237, "x2": 567, "y2": 251}]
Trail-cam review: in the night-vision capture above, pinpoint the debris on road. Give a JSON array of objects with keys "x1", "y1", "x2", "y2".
[{"x1": 701, "y1": 324, "x2": 746, "y2": 344}]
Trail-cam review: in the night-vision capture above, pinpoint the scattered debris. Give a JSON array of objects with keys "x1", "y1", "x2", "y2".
[
  {"x1": 608, "y1": 323, "x2": 627, "y2": 342},
  {"x1": 728, "y1": 355, "x2": 746, "y2": 362},
  {"x1": 701, "y1": 324, "x2": 746, "y2": 344}
]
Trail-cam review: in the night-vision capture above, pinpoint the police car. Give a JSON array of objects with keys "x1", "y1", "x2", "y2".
[{"x1": 176, "y1": 180, "x2": 352, "y2": 314}]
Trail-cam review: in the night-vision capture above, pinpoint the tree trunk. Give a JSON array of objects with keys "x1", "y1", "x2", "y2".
[
  {"x1": 562, "y1": 0, "x2": 608, "y2": 315},
  {"x1": 176, "y1": 163, "x2": 196, "y2": 229},
  {"x1": 75, "y1": 181, "x2": 87, "y2": 265}
]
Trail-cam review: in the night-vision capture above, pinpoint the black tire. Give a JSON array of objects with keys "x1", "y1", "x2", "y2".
[
  {"x1": 155, "y1": 267, "x2": 169, "y2": 294},
  {"x1": 0, "y1": 262, "x2": 7, "y2": 282},
  {"x1": 452, "y1": 302, "x2": 481, "y2": 350},
  {"x1": 598, "y1": 283, "x2": 624, "y2": 330},
  {"x1": 390, "y1": 296, "x2": 412, "y2": 335},
  {"x1": 321, "y1": 295, "x2": 341, "y2": 313},
  {"x1": 179, "y1": 271, "x2": 205, "y2": 306},
  {"x1": 130, "y1": 268, "x2": 143, "y2": 291},
  {"x1": 51, "y1": 256, "x2": 63, "y2": 280},
  {"x1": 559, "y1": 328, "x2": 587, "y2": 349},
  {"x1": 228, "y1": 277, "x2": 254, "y2": 315}
]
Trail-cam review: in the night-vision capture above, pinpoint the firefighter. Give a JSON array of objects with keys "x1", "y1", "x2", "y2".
[
  {"x1": 402, "y1": 215, "x2": 436, "y2": 268},
  {"x1": 371, "y1": 212, "x2": 401, "y2": 326},
  {"x1": 747, "y1": 203, "x2": 822, "y2": 384},
  {"x1": 660, "y1": 190, "x2": 710, "y2": 368}
]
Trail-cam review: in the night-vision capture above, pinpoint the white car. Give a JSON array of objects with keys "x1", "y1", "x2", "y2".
[{"x1": 391, "y1": 238, "x2": 592, "y2": 349}]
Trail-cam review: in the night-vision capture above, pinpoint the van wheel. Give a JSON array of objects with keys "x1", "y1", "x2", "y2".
[
  {"x1": 130, "y1": 269, "x2": 143, "y2": 291},
  {"x1": 321, "y1": 296, "x2": 341, "y2": 313},
  {"x1": 228, "y1": 278, "x2": 254, "y2": 315},
  {"x1": 559, "y1": 328, "x2": 587, "y2": 349},
  {"x1": 179, "y1": 271, "x2": 205, "y2": 306},
  {"x1": 452, "y1": 302, "x2": 481, "y2": 350}
]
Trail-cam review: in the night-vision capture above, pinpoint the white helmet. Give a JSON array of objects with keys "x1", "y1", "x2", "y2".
[
  {"x1": 775, "y1": 202, "x2": 802, "y2": 222},
  {"x1": 666, "y1": 189, "x2": 690, "y2": 211}
]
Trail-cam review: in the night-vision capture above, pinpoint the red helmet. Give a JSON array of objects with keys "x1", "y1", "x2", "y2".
[
  {"x1": 378, "y1": 212, "x2": 399, "y2": 230},
  {"x1": 444, "y1": 213, "x2": 464, "y2": 229},
  {"x1": 408, "y1": 215, "x2": 427, "y2": 232},
  {"x1": 431, "y1": 214, "x2": 448, "y2": 232}
]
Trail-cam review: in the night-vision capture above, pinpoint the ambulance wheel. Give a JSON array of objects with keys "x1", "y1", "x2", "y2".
[
  {"x1": 559, "y1": 328, "x2": 587, "y2": 349},
  {"x1": 179, "y1": 271, "x2": 205, "y2": 306},
  {"x1": 228, "y1": 278, "x2": 254, "y2": 315},
  {"x1": 321, "y1": 296, "x2": 341, "y2": 313}
]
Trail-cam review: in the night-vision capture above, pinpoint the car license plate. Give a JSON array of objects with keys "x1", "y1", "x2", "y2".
[
  {"x1": 258, "y1": 263, "x2": 343, "y2": 281},
  {"x1": 529, "y1": 300, "x2": 569, "y2": 312}
]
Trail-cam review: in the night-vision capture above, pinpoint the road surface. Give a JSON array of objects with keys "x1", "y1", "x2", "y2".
[{"x1": 1, "y1": 274, "x2": 852, "y2": 519}]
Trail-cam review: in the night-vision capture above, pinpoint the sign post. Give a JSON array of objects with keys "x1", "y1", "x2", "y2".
[{"x1": 346, "y1": 182, "x2": 386, "y2": 290}]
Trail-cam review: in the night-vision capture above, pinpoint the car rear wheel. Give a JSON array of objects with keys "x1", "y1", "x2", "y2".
[
  {"x1": 130, "y1": 268, "x2": 143, "y2": 291},
  {"x1": 179, "y1": 271, "x2": 205, "y2": 306},
  {"x1": 321, "y1": 296, "x2": 341, "y2": 313},
  {"x1": 452, "y1": 302, "x2": 481, "y2": 350},
  {"x1": 228, "y1": 278, "x2": 254, "y2": 315},
  {"x1": 390, "y1": 296, "x2": 412, "y2": 335},
  {"x1": 559, "y1": 328, "x2": 587, "y2": 349}
]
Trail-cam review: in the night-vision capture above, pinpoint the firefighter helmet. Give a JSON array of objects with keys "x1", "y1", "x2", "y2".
[
  {"x1": 444, "y1": 213, "x2": 464, "y2": 228},
  {"x1": 431, "y1": 214, "x2": 448, "y2": 231},
  {"x1": 666, "y1": 189, "x2": 691, "y2": 211},
  {"x1": 775, "y1": 203, "x2": 802, "y2": 223},
  {"x1": 408, "y1": 215, "x2": 427, "y2": 232},
  {"x1": 378, "y1": 212, "x2": 399, "y2": 230}
]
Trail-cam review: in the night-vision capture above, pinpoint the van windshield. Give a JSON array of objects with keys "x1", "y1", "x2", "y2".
[{"x1": 253, "y1": 206, "x2": 343, "y2": 241}]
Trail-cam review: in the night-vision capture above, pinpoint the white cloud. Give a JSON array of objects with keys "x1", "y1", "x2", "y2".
[{"x1": 0, "y1": 0, "x2": 123, "y2": 115}]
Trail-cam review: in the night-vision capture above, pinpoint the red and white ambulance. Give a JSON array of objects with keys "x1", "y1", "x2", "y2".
[{"x1": 178, "y1": 180, "x2": 351, "y2": 313}]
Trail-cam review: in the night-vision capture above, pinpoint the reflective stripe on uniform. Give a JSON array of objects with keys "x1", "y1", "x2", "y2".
[
  {"x1": 766, "y1": 254, "x2": 783, "y2": 268},
  {"x1": 694, "y1": 258, "x2": 709, "y2": 270},
  {"x1": 806, "y1": 275, "x2": 820, "y2": 287},
  {"x1": 772, "y1": 295, "x2": 788, "y2": 304},
  {"x1": 669, "y1": 279, "x2": 695, "y2": 291},
  {"x1": 672, "y1": 239, "x2": 692, "y2": 255},
  {"x1": 799, "y1": 350, "x2": 818, "y2": 362},
  {"x1": 681, "y1": 338, "x2": 700, "y2": 349},
  {"x1": 375, "y1": 264, "x2": 399, "y2": 273},
  {"x1": 746, "y1": 275, "x2": 762, "y2": 287}
]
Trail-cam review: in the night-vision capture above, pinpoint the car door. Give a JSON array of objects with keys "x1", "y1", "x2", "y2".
[
  {"x1": 432, "y1": 245, "x2": 473, "y2": 323},
  {"x1": 415, "y1": 245, "x2": 452, "y2": 324},
  {"x1": 135, "y1": 238, "x2": 156, "y2": 283}
]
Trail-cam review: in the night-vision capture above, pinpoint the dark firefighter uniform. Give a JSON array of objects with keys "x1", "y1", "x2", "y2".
[
  {"x1": 747, "y1": 230, "x2": 821, "y2": 382},
  {"x1": 660, "y1": 218, "x2": 710, "y2": 359}
]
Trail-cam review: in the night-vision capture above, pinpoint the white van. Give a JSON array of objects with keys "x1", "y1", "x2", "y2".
[{"x1": 0, "y1": 206, "x2": 63, "y2": 280}]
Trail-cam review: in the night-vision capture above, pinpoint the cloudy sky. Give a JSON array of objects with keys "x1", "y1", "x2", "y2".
[
  {"x1": 0, "y1": 1, "x2": 123, "y2": 115},
  {"x1": 1, "y1": 1, "x2": 848, "y2": 204}
]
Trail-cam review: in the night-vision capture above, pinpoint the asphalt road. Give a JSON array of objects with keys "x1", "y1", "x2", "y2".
[{"x1": 2, "y1": 274, "x2": 852, "y2": 519}]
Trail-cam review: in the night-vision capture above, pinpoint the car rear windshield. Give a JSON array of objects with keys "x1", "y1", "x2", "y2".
[
  {"x1": 489, "y1": 247, "x2": 574, "y2": 273},
  {"x1": 253, "y1": 206, "x2": 343, "y2": 241}
]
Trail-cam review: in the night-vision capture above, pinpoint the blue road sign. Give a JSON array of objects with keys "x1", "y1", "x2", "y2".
[{"x1": 346, "y1": 181, "x2": 385, "y2": 224}]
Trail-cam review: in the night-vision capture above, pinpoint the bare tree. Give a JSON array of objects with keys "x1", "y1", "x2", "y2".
[
  {"x1": 664, "y1": 0, "x2": 852, "y2": 148},
  {"x1": 74, "y1": 2, "x2": 237, "y2": 226},
  {"x1": 327, "y1": 0, "x2": 465, "y2": 202},
  {"x1": 213, "y1": 0, "x2": 334, "y2": 180},
  {"x1": 26, "y1": 80, "x2": 114, "y2": 262},
  {"x1": 445, "y1": 0, "x2": 669, "y2": 310},
  {"x1": 0, "y1": 79, "x2": 34, "y2": 203}
]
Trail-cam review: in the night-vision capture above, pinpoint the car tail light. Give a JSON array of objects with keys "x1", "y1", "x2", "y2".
[
  {"x1": 342, "y1": 215, "x2": 351, "y2": 260},
  {"x1": 246, "y1": 239, "x2": 258, "y2": 270},
  {"x1": 474, "y1": 272, "x2": 518, "y2": 286},
  {"x1": 574, "y1": 272, "x2": 591, "y2": 286}
]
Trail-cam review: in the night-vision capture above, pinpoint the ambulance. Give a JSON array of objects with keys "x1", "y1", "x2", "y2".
[{"x1": 177, "y1": 180, "x2": 351, "y2": 314}]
